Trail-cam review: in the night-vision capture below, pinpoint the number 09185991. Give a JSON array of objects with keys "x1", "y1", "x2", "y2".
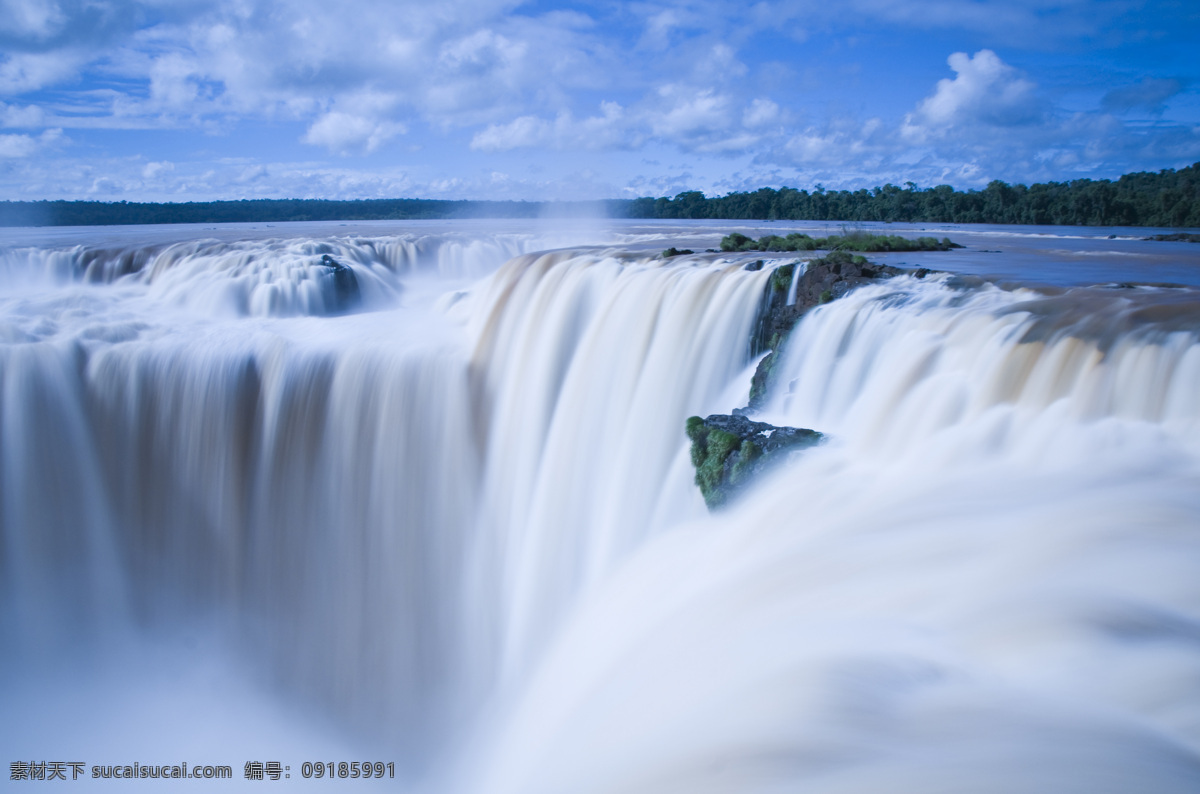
[{"x1": 300, "y1": 761, "x2": 394, "y2": 779}]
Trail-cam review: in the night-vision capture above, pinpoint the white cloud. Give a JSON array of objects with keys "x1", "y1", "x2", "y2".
[
  {"x1": 0, "y1": 2, "x2": 1194, "y2": 199},
  {"x1": 743, "y1": 98, "x2": 779, "y2": 128},
  {"x1": 0, "y1": 128, "x2": 62, "y2": 158},
  {"x1": 88, "y1": 176, "x2": 123, "y2": 194},
  {"x1": 910, "y1": 50, "x2": 1040, "y2": 131},
  {"x1": 470, "y1": 101, "x2": 632, "y2": 152},
  {"x1": 142, "y1": 160, "x2": 174, "y2": 179},
  {"x1": 471, "y1": 115, "x2": 552, "y2": 151},
  {"x1": 438, "y1": 29, "x2": 526, "y2": 74},
  {"x1": 650, "y1": 85, "x2": 733, "y2": 139},
  {"x1": 302, "y1": 112, "x2": 405, "y2": 155},
  {"x1": 782, "y1": 117, "x2": 891, "y2": 167},
  {"x1": 471, "y1": 86, "x2": 777, "y2": 156},
  {"x1": 0, "y1": 51, "x2": 83, "y2": 94},
  {"x1": 0, "y1": 0, "x2": 66, "y2": 39},
  {"x1": 0, "y1": 133, "x2": 42, "y2": 158},
  {"x1": 0, "y1": 101, "x2": 45, "y2": 127},
  {"x1": 149, "y1": 54, "x2": 204, "y2": 108}
]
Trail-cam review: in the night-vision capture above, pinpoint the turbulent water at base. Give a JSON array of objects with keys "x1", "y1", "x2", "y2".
[{"x1": 2, "y1": 220, "x2": 1199, "y2": 791}]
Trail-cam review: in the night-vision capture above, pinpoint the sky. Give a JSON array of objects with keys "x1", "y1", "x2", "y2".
[{"x1": 0, "y1": 0, "x2": 1197, "y2": 202}]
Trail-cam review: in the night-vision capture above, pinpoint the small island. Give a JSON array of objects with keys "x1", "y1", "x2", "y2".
[{"x1": 721, "y1": 231, "x2": 962, "y2": 253}]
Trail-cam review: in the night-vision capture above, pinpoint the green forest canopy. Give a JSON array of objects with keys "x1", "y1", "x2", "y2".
[{"x1": 2, "y1": 163, "x2": 1197, "y2": 228}]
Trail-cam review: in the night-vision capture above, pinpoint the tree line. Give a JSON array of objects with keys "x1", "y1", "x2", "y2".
[
  {"x1": 0, "y1": 197, "x2": 560, "y2": 227},
  {"x1": 620, "y1": 163, "x2": 1200, "y2": 228},
  {"x1": 1, "y1": 163, "x2": 1197, "y2": 228}
]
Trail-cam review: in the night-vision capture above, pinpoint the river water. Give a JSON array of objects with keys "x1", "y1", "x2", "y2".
[{"x1": 2, "y1": 219, "x2": 1198, "y2": 791}]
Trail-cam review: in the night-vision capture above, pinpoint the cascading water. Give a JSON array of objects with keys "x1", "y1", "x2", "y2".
[
  {"x1": 463, "y1": 274, "x2": 1200, "y2": 794},
  {"x1": 2, "y1": 221, "x2": 1198, "y2": 792}
]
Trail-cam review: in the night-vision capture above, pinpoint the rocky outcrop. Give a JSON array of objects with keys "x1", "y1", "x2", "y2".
[
  {"x1": 321, "y1": 253, "x2": 361, "y2": 313},
  {"x1": 684, "y1": 251, "x2": 936, "y2": 508},
  {"x1": 686, "y1": 413, "x2": 823, "y2": 509},
  {"x1": 748, "y1": 251, "x2": 926, "y2": 408}
]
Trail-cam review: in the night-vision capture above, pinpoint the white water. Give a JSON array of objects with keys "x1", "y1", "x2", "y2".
[{"x1": 2, "y1": 223, "x2": 1199, "y2": 791}]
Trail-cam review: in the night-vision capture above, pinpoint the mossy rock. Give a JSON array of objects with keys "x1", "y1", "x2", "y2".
[
  {"x1": 686, "y1": 413, "x2": 823, "y2": 509},
  {"x1": 746, "y1": 251, "x2": 910, "y2": 408}
]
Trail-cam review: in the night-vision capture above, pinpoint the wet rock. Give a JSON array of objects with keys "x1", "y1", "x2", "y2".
[
  {"x1": 686, "y1": 414, "x2": 823, "y2": 510},
  {"x1": 321, "y1": 254, "x2": 361, "y2": 313},
  {"x1": 747, "y1": 251, "x2": 917, "y2": 408}
]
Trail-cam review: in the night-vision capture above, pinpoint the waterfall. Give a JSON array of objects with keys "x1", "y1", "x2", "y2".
[
  {"x1": 0, "y1": 240, "x2": 772, "y2": 768},
  {"x1": 2, "y1": 227, "x2": 1198, "y2": 792},
  {"x1": 462, "y1": 251, "x2": 770, "y2": 683},
  {"x1": 463, "y1": 274, "x2": 1200, "y2": 794}
]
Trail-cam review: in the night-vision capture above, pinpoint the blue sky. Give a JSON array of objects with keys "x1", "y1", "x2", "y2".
[{"x1": 0, "y1": 0, "x2": 1197, "y2": 201}]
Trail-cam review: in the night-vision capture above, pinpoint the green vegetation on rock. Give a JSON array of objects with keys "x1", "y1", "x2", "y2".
[
  {"x1": 686, "y1": 414, "x2": 823, "y2": 509},
  {"x1": 721, "y1": 230, "x2": 961, "y2": 253},
  {"x1": 746, "y1": 250, "x2": 909, "y2": 408}
]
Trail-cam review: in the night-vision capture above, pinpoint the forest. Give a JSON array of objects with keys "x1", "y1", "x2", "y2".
[
  {"x1": 1, "y1": 163, "x2": 1196, "y2": 228},
  {"x1": 622, "y1": 163, "x2": 1200, "y2": 227}
]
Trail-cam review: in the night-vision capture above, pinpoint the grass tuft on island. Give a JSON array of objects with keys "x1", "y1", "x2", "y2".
[{"x1": 721, "y1": 230, "x2": 962, "y2": 253}]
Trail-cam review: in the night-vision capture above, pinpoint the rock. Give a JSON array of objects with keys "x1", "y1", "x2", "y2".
[
  {"x1": 747, "y1": 250, "x2": 912, "y2": 408},
  {"x1": 686, "y1": 414, "x2": 823, "y2": 510},
  {"x1": 321, "y1": 253, "x2": 361, "y2": 313}
]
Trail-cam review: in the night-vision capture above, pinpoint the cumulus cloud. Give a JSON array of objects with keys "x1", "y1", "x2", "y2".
[
  {"x1": 471, "y1": 116, "x2": 548, "y2": 151},
  {"x1": 909, "y1": 50, "x2": 1040, "y2": 132},
  {"x1": 0, "y1": 1, "x2": 1195, "y2": 199},
  {"x1": 776, "y1": 117, "x2": 893, "y2": 171},
  {"x1": 650, "y1": 85, "x2": 732, "y2": 138},
  {"x1": 0, "y1": 128, "x2": 62, "y2": 158},
  {"x1": 303, "y1": 112, "x2": 405, "y2": 155},
  {"x1": 757, "y1": 48, "x2": 1200, "y2": 190},
  {"x1": 471, "y1": 102, "x2": 636, "y2": 152},
  {"x1": 88, "y1": 176, "x2": 122, "y2": 194},
  {"x1": 0, "y1": 0, "x2": 621, "y2": 138},
  {"x1": 142, "y1": 160, "x2": 174, "y2": 179},
  {"x1": 471, "y1": 89, "x2": 777, "y2": 156},
  {"x1": 148, "y1": 54, "x2": 206, "y2": 108},
  {"x1": 0, "y1": 101, "x2": 45, "y2": 127}
]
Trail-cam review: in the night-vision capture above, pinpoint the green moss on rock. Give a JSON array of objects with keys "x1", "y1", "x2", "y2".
[
  {"x1": 686, "y1": 413, "x2": 824, "y2": 509},
  {"x1": 721, "y1": 230, "x2": 962, "y2": 254}
]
